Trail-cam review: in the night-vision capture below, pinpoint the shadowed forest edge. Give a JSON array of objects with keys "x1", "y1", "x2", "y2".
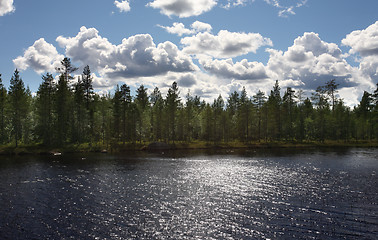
[{"x1": 0, "y1": 58, "x2": 378, "y2": 154}]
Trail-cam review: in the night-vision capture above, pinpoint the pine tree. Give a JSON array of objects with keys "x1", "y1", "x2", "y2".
[
  {"x1": 55, "y1": 58, "x2": 77, "y2": 144},
  {"x1": 56, "y1": 57, "x2": 78, "y2": 84},
  {"x1": 55, "y1": 74, "x2": 71, "y2": 145},
  {"x1": 355, "y1": 91, "x2": 372, "y2": 140},
  {"x1": 324, "y1": 79, "x2": 339, "y2": 111},
  {"x1": 36, "y1": 73, "x2": 56, "y2": 145},
  {"x1": 135, "y1": 85, "x2": 149, "y2": 142},
  {"x1": 150, "y1": 87, "x2": 164, "y2": 141},
  {"x1": 0, "y1": 74, "x2": 8, "y2": 144},
  {"x1": 267, "y1": 80, "x2": 282, "y2": 140},
  {"x1": 8, "y1": 70, "x2": 29, "y2": 147},
  {"x1": 238, "y1": 87, "x2": 251, "y2": 142},
  {"x1": 82, "y1": 65, "x2": 94, "y2": 142},
  {"x1": 282, "y1": 87, "x2": 296, "y2": 140},
  {"x1": 120, "y1": 84, "x2": 131, "y2": 144},
  {"x1": 227, "y1": 91, "x2": 239, "y2": 140},
  {"x1": 73, "y1": 76, "x2": 85, "y2": 143},
  {"x1": 312, "y1": 86, "x2": 330, "y2": 142},
  {"x1": 165, "y1": 82, "x2": 180, "y2": 143},
  {"x1": 113, "y1": 85, "x2": 122, "y2": 142},
  {"x1": 253, "y1": 90, "x2": 266, "y2": 142},
  {"x1": 212, "y1": 95, "x2": 224, "y2": 142}
]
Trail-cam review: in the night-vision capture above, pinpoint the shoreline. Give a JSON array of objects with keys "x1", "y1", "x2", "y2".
[{"x1": 1, "y1": 140, "x2": 377, "y2": 156}]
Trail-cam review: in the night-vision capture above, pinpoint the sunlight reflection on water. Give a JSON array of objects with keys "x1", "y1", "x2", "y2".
[{"x1": 0, "y1": 148, "x2": 377, "y2": 239}]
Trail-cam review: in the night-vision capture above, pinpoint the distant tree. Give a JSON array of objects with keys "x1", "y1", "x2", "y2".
[
  {"x1": 120, "y1": 84, "x2": 131, "y2": 144},
  {"x1": 113, "y1": 85, "x2": 122, "y2": 142},
  {"x1": 282, "y1": 87, "x2": 296, "y2": 140},
  {"x1": 227, "y1": 91, "x2": 239, "y2": 140},
  {"x1": 165, "y1": 82, "x2": 180, "y2": 143},
  {"x1": 253, "y1": 90, "x2": 267, "y2": 142},
  {"x1": 312, "y1": 86, "x2": 330, "y2": 142},
  {"x1": 184, "y1": 91, "x2": 194, "y2": 142},
  {"x1": 0, "y1": 74, "x2": 7, "y2": 144},
  {"x1": 355, "y1": 91, "x2": 373, "y2": 140},
  {"x1": 150, "y1": 87, "x2": 164, "y2": 141},
  {"x1": 56, "y1": 57, "x2": 78, "y2": 83},
  {"x1": 8, "y1": 70, "x2": 29, "y2": 147},
  {"x1": 135, "y1": 85, "x2": 149, "y2": 142},
  {"x1": 212, "y1": 94, "x2": 224, "y2": 142},
  {"x1": 82, "y1": 65, "x2": 94, "y2": 142},
  {"x1": 372, "y1": 83, "x2": 378, "y2": 139},
  {"x1": 73, "y1": 76, "x2": 85, "y2": 143},
  {"x1": 324, "y1": 79, "x2": 339, "y2": 111},
  {"x1": 82, "y1": 65, "x2": 93, "y2": 109},
  {"x1": 98, "y1": 94, "x2": 112, "y2": 145},
  {"x1": 238, "y1": 87, "x2": 251, "y2": 142},
  {"x1": 55, "y1": 74, "x2": 72, "y2": 145},
  {"x1": 201, "y1": 103, "x2": 213, "y2": 142},
  {"x1": 267, "y1": 80, "x2": 282, "y2": 140},
  {"x1": 35, "y1": 73, "x2": 56, "y2": 145}
]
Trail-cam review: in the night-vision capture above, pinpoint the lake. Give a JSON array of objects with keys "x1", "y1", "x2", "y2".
[{"x1": 0, "y1": 148, "x2": 377, "y2": 239}]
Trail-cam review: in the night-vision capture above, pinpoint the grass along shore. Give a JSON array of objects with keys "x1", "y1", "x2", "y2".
[{"x1": 0, "y1": 140, "x2": 377, "y2": 156}]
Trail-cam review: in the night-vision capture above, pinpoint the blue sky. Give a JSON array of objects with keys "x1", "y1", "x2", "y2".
[{"x1": 0, "y1": 0, "x2": 377, "y2": 106}]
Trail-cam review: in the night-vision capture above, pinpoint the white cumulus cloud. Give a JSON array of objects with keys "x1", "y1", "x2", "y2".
[
  {"x1": 266, "y1": 32, "x2": 354, "y2": 89},
  {"x1": 13, "y1": 38, "x2": 64, "y2": 74},
  {"x1": 200, "y1": 58, "x2": 268, "y2": 80},
  {"x1": 147, "y1": 0, "x2": 217, "y2": 18},
  {"x1": 56, "y1": 26, "x2": 197, "y2": 80},
  {"x1": 342, "y1": 21, "x2": 378, "y2": 85},
  {"x1": 264, "y1": 0, "x2": 307, "y2": 17},
  {"x1": 158, "y1": 22, "x2": 194, "y2": 36},
  {"x1": 191, "y1": 21, "x2": 212, "y2": 32},
  {"x1": 158, "y1": 20, "x2": 212, "y2": 36},
  {"x1": 181, "y1": 30, "x2": 273, "y2": 58},
  {"x1": 114, "y1": 0, "x2": 131, "y2": 12},
  {"x1": 14, "y1": 27, "x2": 198, "y2": 89},
  {"x1": 342, "y1": 21, "x2": 378, "y2": 57},
  {"x1": 0, "y1": 0, "x2": 15, "y2": 16}
]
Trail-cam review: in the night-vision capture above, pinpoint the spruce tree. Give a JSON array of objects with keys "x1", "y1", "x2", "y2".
[
  {"x1": 0, "y1": 74, "x2": 7, "y2": 144},
  {"x1": 166, "y1": 82, "x2": 180, "y2": 143},
  {"x1": 8, "y1": 70, "x2": 28, "y2": 147},
  {"x1": 253, "y1": 90, "x2": 267, "y2": 142},
  {"x1": 36, "y1": 73, "x2": 56, "y2": 145}
]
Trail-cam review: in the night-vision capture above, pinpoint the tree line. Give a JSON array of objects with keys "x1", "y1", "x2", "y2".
[{"x1": 0, "y1": 58, "x2": 378, "y2": 148}]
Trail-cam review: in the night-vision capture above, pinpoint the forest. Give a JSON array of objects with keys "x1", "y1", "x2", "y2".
[{"x1": 0, "y1": 58, "x2": 378, "y2": 151}]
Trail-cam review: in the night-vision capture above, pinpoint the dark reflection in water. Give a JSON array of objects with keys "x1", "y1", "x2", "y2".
[{"x1": 0, "y1": 148, "x2": 377, "y2": 239}]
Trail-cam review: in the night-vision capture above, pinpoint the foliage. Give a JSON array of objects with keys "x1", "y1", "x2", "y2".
[{"x1": 0, "y1": 67, "x2": 378, "y2": 150}]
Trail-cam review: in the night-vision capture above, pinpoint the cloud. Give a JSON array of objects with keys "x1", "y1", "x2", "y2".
[
  {"x1": 264, "y1": 0, "x2": 307, "y2": 17},
  {"x1": 13, "y1": 38, "x2": 64, "y2": 74},
  {"x1": 147, "y1": 0, "x2": 217, "y2": 18},
  {"x1": 221, "y1": 0, "x2": 250, "y2": 9},
  {"x1": 342, "y1": 21, "x2": 378, "y2": 57},
  {"x1": 181, "y1": 30, "x2": 273, "y2": 58},
  {"x1": 14, "y1": 26, "x2": 197, "y2": 89},
  {"x1": 158, "y1": 22, "x2": 194, "y2": 36},
  {"x1": 342, "y1": 21, "x2": 378, "y2": 86},
  {"x1": 262, "y1": 31, "x2": 375, "y2": 106},
  {"x1": 200, "y1": 58, "x2": 268, "y2": 80},
  {"x1": 114, "y1": 0, "x2": 131, "y2": 12},
  {"x1": 158, "y1": 20, "x2": 212, "y2": 36},
  {"x1": 56, "y1": 26, "x2": 197, "y2": 80},
  {"x1": 0, "y1": 0, "x2": 14, "y2": 16},
  {"x1": 191, "y1": 21, "x2": 212, "y2": 33},
  {"x1": 177, "y1": 73, "x2": 197, "y2": 87},
  {"x1": 266, "y1": 32, "x2": 350, "y2": 83}
]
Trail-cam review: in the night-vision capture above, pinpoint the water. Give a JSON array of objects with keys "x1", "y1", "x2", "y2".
[{"x1": 0, "y1": 148, "x2": 377, "y2": 239}]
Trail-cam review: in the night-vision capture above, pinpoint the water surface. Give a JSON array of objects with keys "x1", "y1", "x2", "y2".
[{"x1": 0, "y1": 148, "x2": 377, "y2": 239}]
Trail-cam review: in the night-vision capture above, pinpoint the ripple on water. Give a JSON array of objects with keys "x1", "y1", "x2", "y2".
[{"x1": 0, "y1": 149, "x2": 377, "y2": 239}]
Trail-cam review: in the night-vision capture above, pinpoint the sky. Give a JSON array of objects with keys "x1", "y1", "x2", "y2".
[{"x1": 0, "y1": 0, "x2": 377, "y2": 106}]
